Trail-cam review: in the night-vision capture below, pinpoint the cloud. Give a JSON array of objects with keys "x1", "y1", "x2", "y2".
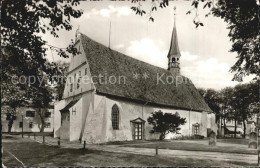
[
  {"x1": 181, "y1": 56, "x2": 236, "y2": 89},
  {"x1": 125, "y1": 38, "x2": 168, "y2": 68},
  {"x1": 114, "y1": 44, "x2": 125, "y2": 49},
  {"x1": 181, "y1": 51, "x2": 199, "y2": 61},
  {"x1": 117, "y1": 6, "x2": 132, "y2": 16},
  {"x1": 124, "y1": 44, "x2": 252, "y2": 90},
  {"x1": 125, "y1": 41, "x2": 235, "y2": 90},
  {"x1": 125, "y1": 41, "x2": 252, "y2": 90},
  {"x1": 84, "y1": 5, "x2": 132, "y2": 18}
]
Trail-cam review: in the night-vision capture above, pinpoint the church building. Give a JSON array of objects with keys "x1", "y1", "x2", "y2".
[{"x1": 54, "y1": 18, "x2": 217, "y2": 143}]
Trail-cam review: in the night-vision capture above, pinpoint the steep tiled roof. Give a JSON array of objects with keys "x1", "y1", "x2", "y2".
[{"x1": 80, "y1": 33, "x2": 211, "y2": 112}]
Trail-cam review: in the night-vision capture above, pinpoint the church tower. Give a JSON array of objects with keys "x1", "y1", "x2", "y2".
[{"x1": 167, "y1": 7, "x2": 181, "y2": 76}]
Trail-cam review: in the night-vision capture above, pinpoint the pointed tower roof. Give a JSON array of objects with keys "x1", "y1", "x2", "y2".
[{"x1": 167, "y1": 8, "x2": 181, "y2": 58}]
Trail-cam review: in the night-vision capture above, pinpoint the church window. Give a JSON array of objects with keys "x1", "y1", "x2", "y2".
[
  {"x1": 111, "y1": 104, "x2": 119, "y2": 130},
  {"x1": 29, "y1": 122, "x2": 33, "y2": 128},
  {"x1": 45, "y1": 112, "x2": 51, "y2": 118},
  {"x1": 19, "y1": 122, "x2": 23, "y2": 128},
  {"x1": 193, "y1": 124, "x2": 200, "y2": 135},
  {"x1": 26, "y1": 111, "x2": 35, "y2": 117},
  {"x1": 172, "y1": 58, "x2": 176, "y2": 62},
  {"x1": 77, "y1": 78, "x2": 80, "y2": 89},
  {"x1": 85, "y1": 68, "x2": 87, "y2": 75},
  {"x1": 194, "y1": 126, "x2": 199, "y2": 135},
  {"x1": 70, "y1": 83, "x2": 73, "y2": 92},
  {"x1": 77, "y1": 71, "x2": 81, "y2": 89},
  {"x1": 45, "y1": 122, "x2": 51, "y2": 128},
  {"x1": 72, "y1": 107, "x2": 76, "y2": 115}
]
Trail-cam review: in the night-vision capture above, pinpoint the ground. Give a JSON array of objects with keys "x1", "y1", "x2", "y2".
[
  {"x1": 120, "y1": 139, "x2": 256, "y2": 154},
  {"x1": 2, "y1": 134, "x2": 258, "y2": 167}
]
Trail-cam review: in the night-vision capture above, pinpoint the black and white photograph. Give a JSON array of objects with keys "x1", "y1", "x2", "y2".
[{"x1": 1, "y1": 0, "x2": 260, "y2": 167}]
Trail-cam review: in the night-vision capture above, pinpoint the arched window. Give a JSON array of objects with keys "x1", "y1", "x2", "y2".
[{"x1": 111, "y1": 104, "x2": 119, "y2": 130}]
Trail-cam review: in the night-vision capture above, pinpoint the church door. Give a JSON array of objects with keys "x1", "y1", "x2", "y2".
[
  {"x1": 134, "y1": 123, "x2": 143, "y2": 140},
  {"x1": 131, "y1": 117, "x2": 145, "y2": 140}
]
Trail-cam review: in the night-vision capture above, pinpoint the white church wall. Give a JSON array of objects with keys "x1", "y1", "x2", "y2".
[
  {"x1": 149, "y1": 107, "x2": 204, "y2": 139},
  {"x1": 200, "y1": 112, "x2": 208, "y2": 137},
  {"x1": 68, "y1": 38, "x2": 87, "y2": 72},
  {"x1": 58, "y1": 76, "x2": 95, "y2": 141},
  {"x1": 60, "y1": 111, "x2": 70, "y2": 140},
  {"x1": 82, "y1": 94, "x2": 107, "y2": 144},
  {"x1": 63, "y1": 36, "x2": 95, "y2": 100},
  {"x1": 207, "y1": 113, "x2": 211, "y2": 128},
  {"x1": 207, "y1": 113, "x2": 218, "y2": 134},
  {"x1": 105, "y1": 97, "x2": 142, "y2": 142},
  {"x1": 82, "y1": 95, "x2": 212, "y2": 144},
  {"x1": 63, "y1": 64, "x2": 94, "y2": 99},
  {"x1": 69, "y1": 98, "x2": 83, "y2": 141},
  {"x1": 53, "y1": 100, "x2": 65, "y2": 138},
  {"x1": 59, "y1": 96, "x2": 74, "y2": 140},
  {"x1": 79, "y1": 91, "x2": 94, "y2": 141}
]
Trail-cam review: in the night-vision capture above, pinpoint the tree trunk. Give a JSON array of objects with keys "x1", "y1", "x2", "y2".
[
  {"x1": 234, "y1": 118, "x2": 237, "y2": 138},
  {"x1": 7, "y1": 108, "x2": 17, "y2": 133},
  {"x1": 8, "y1": 119, "x2": 14, "y2": 133},
  {"x1": 39, "y1": 108, "x2": 45, "y2": 133},
  {"x1": 223, "y1": 118, "x2": 226, "y2": 137},
  {"x1": 220, "y1": 116, "x2": 223, "y2": 136},
  {"x1": 243, "y1": 120, "x2": 246, "y2": 138},
  {"x1": 159, "y1": 133, "x2": 165, "y2": 140},
  {"x1": 40, "y1": 117, "x2": 45, "y2": 132}
]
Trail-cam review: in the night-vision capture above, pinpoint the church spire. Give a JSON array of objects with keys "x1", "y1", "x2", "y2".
[{"x1": 168, "y1": 7, "x2": 181, "y2": 76}]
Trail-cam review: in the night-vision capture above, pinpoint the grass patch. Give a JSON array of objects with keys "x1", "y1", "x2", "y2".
[
  {"x1": 102, "y1": 140, "x2": 152, "y2": 145},
  {"x1": 103, "y1": 139, "x2": 176, "y2": 145},
  {"x1": 2, "y1": 132, "x2": 53, "y2": 136},
  {"x1": 122, "y1": 141, "x2": 257, "y2": 155},
  {"x1": 217, "y1": 138, "x2": 250, "y2": 145},
  {"x1": 2, "y1": 135, "x2": 18, "y2": 139},
  {"x1": 2, "y1": 138, "x2": 256, "y2": 167}
]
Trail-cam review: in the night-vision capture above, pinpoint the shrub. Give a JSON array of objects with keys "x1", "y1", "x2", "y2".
[{"x1": 147, "y1": 110, "x2": 186, "y2": 140}]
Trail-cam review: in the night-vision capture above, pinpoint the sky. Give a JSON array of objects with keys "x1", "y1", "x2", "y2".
[{"x1": 43, "y1": 0, "x2": 254, "y2": 90}]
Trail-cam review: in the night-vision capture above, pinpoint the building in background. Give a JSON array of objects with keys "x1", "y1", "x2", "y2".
[
  {"x1": 2, "y1": 105, "x2": 54, "y2": 133},
  {"x1": 218, "y1": 114, "x2": 258, "y2": 138}
]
